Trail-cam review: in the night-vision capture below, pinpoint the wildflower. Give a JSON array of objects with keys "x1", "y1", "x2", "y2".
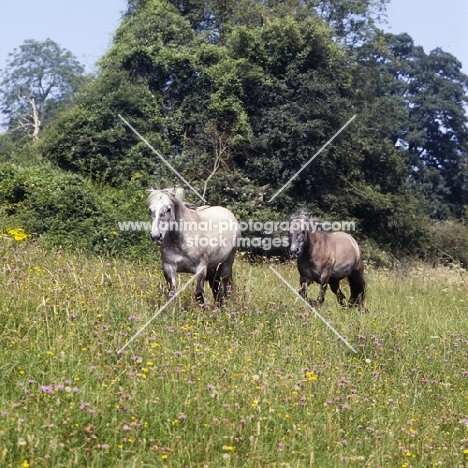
[
  {"x1": 21, "y1": 460, "x2": 30, "y2": 468},
  {"x1": 40, "y1": 385, "x2": 54, "y2": 394},
  {"x1": 6, "y1": 228, "x2": 30, "y2": 242}
]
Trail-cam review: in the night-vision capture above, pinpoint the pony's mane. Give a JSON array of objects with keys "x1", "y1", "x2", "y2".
[
  {"x1": 289, "y1": 211, "x2": 324, "y2": 230},
  {"x1": 290, "y1": 210, "x2": 309, "y2": 221},
  {"x1": 146, "y1": 189, "x2": 204, "y2": 219}
]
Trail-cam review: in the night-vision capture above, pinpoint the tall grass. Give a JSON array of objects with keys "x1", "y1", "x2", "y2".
[{"x1": 1, "y1": 239, "x2": 467, "y2": 467}]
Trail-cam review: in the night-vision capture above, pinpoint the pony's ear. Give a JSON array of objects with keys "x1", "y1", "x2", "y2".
[
  {"x1": 147, "y1": 186, "x2": 154, "y2": 192},
  {"x1": 174, "y1": 188, "x2": 184, "y2": 201}
]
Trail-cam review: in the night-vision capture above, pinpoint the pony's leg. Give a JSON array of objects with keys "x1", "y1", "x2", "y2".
[
  {"x1": 299, "y1": 276, "x2": 311, "y2": 299},
  {"x1": 317, "y1": 271, "x2": 331, "y2": 308},
  {"x1": 206, "y1": 268, "x2": 221, "y2": 304},
  {"x1": 348, "y1": 270, "x2": 366, "y2": 312},
  {"x1": 195, "y1": 266, "x2": 207, "y2": 304},
  {"x1": 329, "y1": 280, "x2": 346, "y2": 308},
  {"x1": 212, "y1": 263, "x2": 230, "y2": 305},
  {"x1": 212, "y1": 250, "x2": 236, "y2": 305},
  {"x1": 162, "y1": 263, "x2": 177, "y2": 298},
  {"x1": 316, "y1": 283, "x2": 328, "y2": 308}
]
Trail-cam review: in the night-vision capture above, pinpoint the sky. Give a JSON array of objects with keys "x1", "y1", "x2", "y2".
[
  {"x1": 0, "y1": 0, "x2": 127, "y2": 74},
  {"x1": 384, "y1": 0, "x2": 468, "y2": 73},
  {"x1": 0, "y1": 0, "x2": 467, "y2": 75}
]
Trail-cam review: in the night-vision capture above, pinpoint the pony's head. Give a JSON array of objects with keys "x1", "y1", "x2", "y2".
[
  {"x1": 147, "y1": 188, "x2": 184, "y2": 244},
  {"x1": 289, "y1": 211, "x2": 309, "y2": 257}
]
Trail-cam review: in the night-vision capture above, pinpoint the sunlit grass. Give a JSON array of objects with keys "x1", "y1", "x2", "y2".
[{"x1": 1, "y1": 241, "x2": 467, "y2": 467}]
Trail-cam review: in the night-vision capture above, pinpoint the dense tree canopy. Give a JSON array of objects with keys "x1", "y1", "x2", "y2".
[
  {"x1": 29, "y1": 0, "x2": 468, "y2": 257},
  {"x1": 356, "y1": 32, "x2": 468, "y2": 219}
]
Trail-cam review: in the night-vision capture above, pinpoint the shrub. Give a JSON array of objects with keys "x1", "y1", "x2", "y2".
[
  {"x1": 0, "y1": 163, "x2": 154, "y2": 259},
  {"x1": 427, "y1": 219, "x2": 468, "y2": 267}
]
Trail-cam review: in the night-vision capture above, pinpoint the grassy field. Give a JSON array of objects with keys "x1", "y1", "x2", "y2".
[{"x1": 1, "y1": 239, "x2": 467, "y2": 468}]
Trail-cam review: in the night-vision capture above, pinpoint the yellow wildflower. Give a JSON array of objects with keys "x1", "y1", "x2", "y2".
[{"x1": 6, "y1": 228, "x2": 30, "y2": 242}]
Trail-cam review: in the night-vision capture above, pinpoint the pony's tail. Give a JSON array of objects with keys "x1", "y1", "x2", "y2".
[
  {"x1": 348, "y1": 271, "x2": 366, "y2": 307},
  {"x1": 223, "y1": 253, "x2": 236, "y2": 297}
]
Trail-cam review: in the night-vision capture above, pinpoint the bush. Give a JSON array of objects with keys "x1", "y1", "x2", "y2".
[
  {"x1": 427, "y1": 220, "x2": 468, "y2": 267},
  {"x1": 0, "y1": 162, "x2": 155, "y2": 259}
]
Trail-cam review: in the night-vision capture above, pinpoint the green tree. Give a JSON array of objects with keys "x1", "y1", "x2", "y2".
[
  {"x1": 362, "y1": 33, "x2": 468, "y2": 218},
  {"x1": 39, "y1": 0, "x2": 431, "y2": 257},
  {"x1": 0, "y1": 39, "x2": 86, "y2": 140},
  {"x1": 39, "y1": 70, "x2": 164, "y2": 185}
]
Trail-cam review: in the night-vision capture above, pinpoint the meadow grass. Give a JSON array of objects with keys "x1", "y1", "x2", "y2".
[{"x1": 1, "y1": 240, "x2": 467, "y2": 467}]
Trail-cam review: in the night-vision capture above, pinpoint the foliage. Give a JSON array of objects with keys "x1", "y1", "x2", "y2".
[
  {"x1": 428, "y1": 219, "x2": 468, "y2": 267},
  {"x1": 0, "y1": 133, "x2": 44, "y2": 166},
  {"x1": 356, "y1": 32, "x2": 468, "y2": 219},
  {"x1": 11, "y1": 0, "x2": 467, "y2": 263},
  {"x1": 38, "y1": 0, "x2": 429, "y2": 256},
  {"x1": 38, "y1": 70, "x2": 164, "y2": 186},
  {"x1": 0, "y1": 162, "x2": 152, "y2": 258},
  {"x1": 0, "y1": 39, "x2": 86, "y2": 139}
]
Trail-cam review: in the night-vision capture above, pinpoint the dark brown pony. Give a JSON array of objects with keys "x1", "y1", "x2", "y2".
[{"x1": 289, "y1": 212, "x2": 366, "y2": 311}]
